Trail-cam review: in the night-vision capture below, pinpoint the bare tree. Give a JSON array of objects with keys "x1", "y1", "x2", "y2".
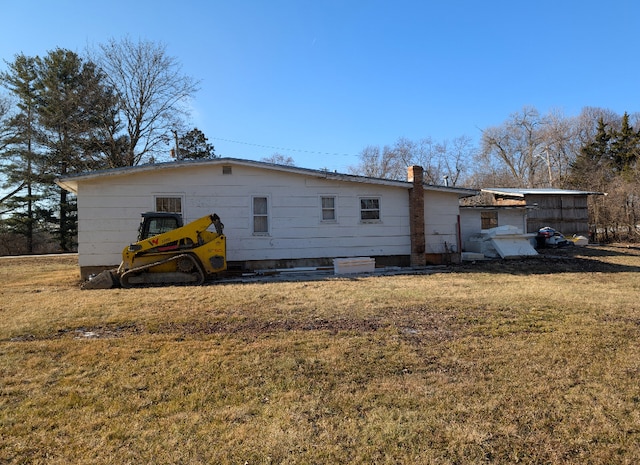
[
  {"x1": 262, "y1": 153, "x2": 295, "y2": 166},
  {"x1": 94, "y1": 37, "x2": 199, "y2": 166},
  {"x1": 479, "y1": 106, "x2": 549, "y2": 188},
  {"x1": 407, "y1": 137, "x2": 443, "y2": 184},
  {"x1": 348, "y1": 144, "x2": 404, "y2": 179},
  {"x1": 536, "y1": 109, "x2": 574, "y2": 187},
  {"x1": 350, "y1": 136, "x2": 474, "y2": 184},
  {"x1": 438, "y1": 135, "x2": 473, "y2": 186}
]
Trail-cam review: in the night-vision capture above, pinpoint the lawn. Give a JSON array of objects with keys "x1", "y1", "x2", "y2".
[{"x1": 1, "y1": 247, "x2": 639, "y2": 464}]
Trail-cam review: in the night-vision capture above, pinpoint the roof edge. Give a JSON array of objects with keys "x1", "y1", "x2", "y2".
[
  {"x1": 482, "y1": 187, "x2": 605, "y2": 197},
  {"x1": 55, "y1": 157, "x2": 479, "y2": 195}
]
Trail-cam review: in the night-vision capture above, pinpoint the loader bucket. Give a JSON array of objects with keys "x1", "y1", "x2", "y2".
[{"x1": 82, "y1": 270, "x2": 118, "y2": 290}]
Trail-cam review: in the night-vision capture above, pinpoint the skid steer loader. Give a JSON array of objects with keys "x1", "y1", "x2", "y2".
[{"x1": 82, "y1": 213, "x2": 226, "y2": 289}]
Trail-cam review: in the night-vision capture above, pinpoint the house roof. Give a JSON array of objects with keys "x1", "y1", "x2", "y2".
[
  {"x1": 56, "y1": 157, "x2": 479, "y2": 197},
  {"x1": 481, "y1": 187, "x2": 605, "y2": 197}
]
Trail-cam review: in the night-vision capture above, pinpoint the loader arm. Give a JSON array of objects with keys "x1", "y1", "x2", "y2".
[{"x1": 124, "y1": 214, "x2": 221, "y2": 258}]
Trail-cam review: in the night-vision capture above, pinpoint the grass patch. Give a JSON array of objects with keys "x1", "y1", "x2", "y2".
[{"x1": 1, "y1": 247, "x2": 640, "y2": 463}]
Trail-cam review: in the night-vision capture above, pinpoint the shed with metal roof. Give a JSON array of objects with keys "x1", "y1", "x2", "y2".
[{"x1": 471, "y1": 188, "x2": 605, "y2": 238}]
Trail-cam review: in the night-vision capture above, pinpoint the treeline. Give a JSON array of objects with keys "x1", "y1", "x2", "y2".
[
  {"x1": 349, "y1": 106, "x2": 640, "y2": 242},
  {"x1": 0, "y1": 38, "x2": 216, "y2": 254},
  {"x1": 2, "y1": 37, "x2": 640, "y2": 253}
]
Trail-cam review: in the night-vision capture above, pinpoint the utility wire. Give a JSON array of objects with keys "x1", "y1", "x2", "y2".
[{"x1": 212, "y1": 137, "x2": 354, "y2": 157}]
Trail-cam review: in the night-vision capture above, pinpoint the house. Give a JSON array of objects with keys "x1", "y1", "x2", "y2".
[
  {"x1": 460, "y1": 187, "x2": 604, "y2": 247},
  {"x1": 55, "y1": 158, "x2": 478, "y2": 279}
]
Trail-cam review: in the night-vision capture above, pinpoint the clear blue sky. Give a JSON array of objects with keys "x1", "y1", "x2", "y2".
[{"x1": 2, "y1": 0, "x2": 639, "y2": 172}]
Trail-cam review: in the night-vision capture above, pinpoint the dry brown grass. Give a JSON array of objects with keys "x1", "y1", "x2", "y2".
[{"x1": 1, "y1": 247, "x2": 640, "y2": 464}]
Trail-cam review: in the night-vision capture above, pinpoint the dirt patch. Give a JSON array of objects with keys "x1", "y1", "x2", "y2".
[
  {"x1": 8, "y1": 319, "x2": 387, "y2": 342},
  {"x1": 457, "y1": 245, "x2": 640, "y2": 274},
  {"x1": 154, "y1": 317, "x2": 386, "y2": 337}
]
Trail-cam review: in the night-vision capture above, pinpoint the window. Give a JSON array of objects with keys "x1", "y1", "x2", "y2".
[
  {"x1": 481, "y1": 211, "x2": 498, "y2": 229},
  {"x1": 253, "y1": 196, "x2": 269, "y2": 234},
  {"x1": 321, "y1": 196, "x2": 336, "y2": 221},
  {"x1": 142, "y1": 216, "x2": 182, "y2": 239},
  {"x1": 360, "y1": 197, "x2": 380, "y2": 221},
  {"x1": 155, "y1": 196, "x2": 182, "y2": 214}
]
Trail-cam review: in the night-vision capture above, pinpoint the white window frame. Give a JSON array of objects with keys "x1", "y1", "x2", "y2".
[
  {"x1": 359, "y1": 197, "x2": 381, "y2": 223},
  {"x1": 252, "y1": 195, "x2": 270, "y2": 235},
  {"x1": 320, "y1": 195, "x2": 337, "y2": 223},
  {"x1": 154, "y1": 194, "x2": 184, "y2": 215}
]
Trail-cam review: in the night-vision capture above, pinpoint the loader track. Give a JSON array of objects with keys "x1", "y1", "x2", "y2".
[{"x1": 119, "y1": 253, "x2": 206, "y2": 288}]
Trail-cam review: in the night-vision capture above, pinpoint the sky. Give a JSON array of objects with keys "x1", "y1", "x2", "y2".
[{"x1": 2, "y1": 0, "x2": 640, "y2": 173}]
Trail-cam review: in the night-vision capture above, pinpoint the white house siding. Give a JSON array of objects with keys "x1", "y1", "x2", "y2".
[
  {"x1": 423, "y1": 191, "x2": 461, "y2": 254},
  {"x1": 459, "y1": 210, "x2": 479, "y2": 248},
  {"x1": 75, "y1": 163, "x2": 412, "y2": 270}
]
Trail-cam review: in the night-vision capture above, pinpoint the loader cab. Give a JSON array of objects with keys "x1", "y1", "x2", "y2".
[{"x1": 137, "y1": 212, "x2": 184, "y2": 241}]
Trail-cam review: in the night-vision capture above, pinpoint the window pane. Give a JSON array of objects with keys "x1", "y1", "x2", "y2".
[
  {"x1": 481, "y1": 211, "x2": 498, "y2": 229},
  {"x1": 253, "y1": 197, "x2": 267, "y2": 215},
  {"x1": 254, "y1": 216, "x2": 268, "y2": 233},
  {"x1": 148, "y1": 217, "x2": 180, "y2": 236},
  {"x1": 361, "y1": 210, "x2": 380, "y2": 220},
  {"x1": 322, "y1": 209, "x2": 335, "y2": 220},
  {"x1": 360, "y1": 198, "x2": 379, "y2": 210},
  {"x1": 360, "y1": 197, "x2": 380, "y2": 220},
  {"x1": 156, "y1": 197, "x2": 181, "y2": 213},
  {"x1": 322, "y1": 197, "x2": 334, "y2": 209}
]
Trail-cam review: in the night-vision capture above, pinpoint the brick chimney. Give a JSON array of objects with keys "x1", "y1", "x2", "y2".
[{"x1": 408, "y1": 166, "x2": 426, "y2": 267}]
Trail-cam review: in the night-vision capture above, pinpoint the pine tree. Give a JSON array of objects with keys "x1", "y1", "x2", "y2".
[
  {"x1": 0, "y1": 54, "x2": 48, "y2": 253},
  {"x1": 175, "y1": 128, "x2": 216, "y2": 160},
  {"x1": 570, "y1": 118, "x2": 612, "y2": 190},
  {"x1": 1, "y1": 50, "x2": 120, "y2": 252},
  {"x1": 34, "y1": 48, "x2": 118, "y2": 251},
  {"x1": 610, "y1": 112, "x2": 640, "y2": 174}
]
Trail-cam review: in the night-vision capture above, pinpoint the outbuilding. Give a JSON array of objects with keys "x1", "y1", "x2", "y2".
[
  {"x1": 460, "y1": 187, "x2": 605, "y2": 246},
  {"x1": 56, "y1": 158, "x2": 477, "y2": 279}
]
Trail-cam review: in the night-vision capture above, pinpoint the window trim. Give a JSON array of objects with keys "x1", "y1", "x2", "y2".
[
  {"x1": 252, "y1": 195, "x2": 270, "y2": 235},
  {"x1": 320, "y1": 195, "x2": 337, "y2": 223},
  {"x1": 359, "y1": 196, "x2": 381, "y2": 223}
]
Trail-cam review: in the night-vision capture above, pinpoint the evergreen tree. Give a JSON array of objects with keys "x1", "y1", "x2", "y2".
[
  {"x1": 174, "y1": 128, "x2": 216, "y2": 160},
  {"x1": 610, "y1": 112, "x2": 640, "y2": 174},
  {"x1": 570, "y1": 118, "x2": 612, "y2": 189},
  {"x1": 0, "y1": 54, "x2": 48, "y2": 253},
  {"x1": 569, "y1": 113, "x2": 640, "y2": 241},
  {"x1": 34, "y1": 48, "x2": 117, "y2": 251},
  {"x1": 1, "y1": 50, "x2": 119, "y2": 252}
]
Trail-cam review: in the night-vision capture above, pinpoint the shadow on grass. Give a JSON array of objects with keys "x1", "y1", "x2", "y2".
[
  {"x1": 457, "y1": 245, "x2": 640, "y2": 275},
  {"x1": 216, "y1": 245, "x2": 640, "y2": 285}
]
